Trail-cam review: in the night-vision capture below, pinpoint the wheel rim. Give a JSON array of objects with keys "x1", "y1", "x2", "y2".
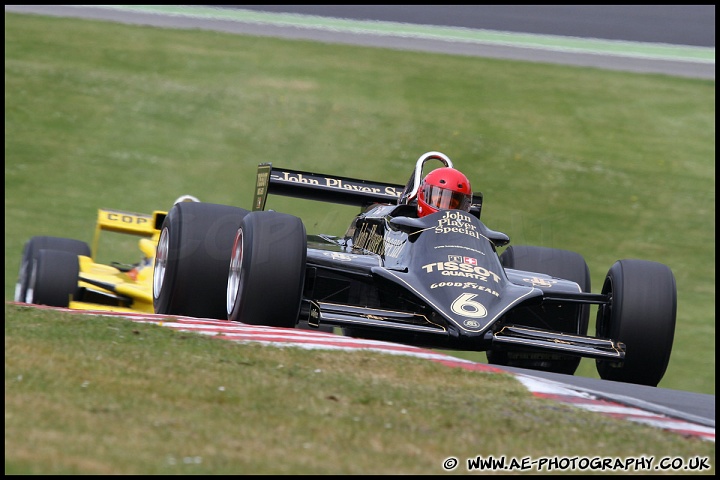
[
  {"x1": 13, "y1": 259, "x2": 28, "y2": 302},
  {"x1": 226, "y1": 230, "x2": 244, "y2": 316},
  {"x1": 153, "y1": 228, "x2": 169, "y2": 299},
  {"x1": 26, "y1": 260, "x2": 38, "y2": 304}
]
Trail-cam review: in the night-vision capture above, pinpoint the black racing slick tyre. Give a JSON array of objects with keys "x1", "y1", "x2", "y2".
[
  {"x1": 227, "y1": 211, "x2": 306, "y2": 328},
  {"x1": 14, "y1": 236, "x2": 91, "y2": 304},
  {"x1": 26, "y1": 249, "x2": 81, "y2": 307},
  {"x1": 487, "y1": 245, "x2": 591, "y2": 375},
  {"x1": 595, "y1": 259, "x2": 676, "y2": 387},
  {"x1": 153, "y1": 202, "x2": 249, "y2": 319}
]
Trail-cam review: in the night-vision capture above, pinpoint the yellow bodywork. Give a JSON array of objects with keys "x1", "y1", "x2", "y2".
[{"x1": 67, "y1": 208, "x2": 167, "y2": 313}]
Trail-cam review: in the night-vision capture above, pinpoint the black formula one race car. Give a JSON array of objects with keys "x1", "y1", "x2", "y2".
[{"x1": 152, "y1": 152, "x2": 677, "y2": 387}]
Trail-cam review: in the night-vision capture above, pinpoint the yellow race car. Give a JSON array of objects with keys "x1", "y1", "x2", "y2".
[{"x1": 13, "y1": 196, "x2": 199, "y2": 314}]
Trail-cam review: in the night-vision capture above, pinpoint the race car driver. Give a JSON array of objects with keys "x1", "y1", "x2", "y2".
[{"x1": 416, "y1": 167, "x2": 473, "y2": 218}]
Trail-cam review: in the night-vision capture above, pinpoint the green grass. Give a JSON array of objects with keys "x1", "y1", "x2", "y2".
[
  {"x1": 4, "y1": 11, "x2": 715, "y2": 398},
  {"x1": 5, "y1": 305, "x2": 715, "y2": 475}
]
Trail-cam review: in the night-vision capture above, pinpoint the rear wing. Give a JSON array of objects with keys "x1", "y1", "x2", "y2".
[
  {"x1": 92, "y1": 208, "x2": 166, "y2": 258},
  {"x1": 252, "y1": 163, "x2": 484, "y2": 217},
  {"x1": 252, "y1": 163, "x2": 404, "y2": 211}
]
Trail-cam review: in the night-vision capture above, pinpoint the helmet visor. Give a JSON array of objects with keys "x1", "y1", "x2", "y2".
[{"x1": 423, "y1": 185, "x2": 471, "y2": 211}]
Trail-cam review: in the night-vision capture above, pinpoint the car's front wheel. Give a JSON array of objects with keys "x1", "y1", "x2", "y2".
[
  {"x1": 15, "y1": 236, "x2": 90, "y2": 303},
  {"x1": 227, "y1": 211, "x2": 306, "y2": 327},
  {"x1": 153, "y1": 202, "x2": 248, "y2": 319},
  {"x1": 595, "y1": 259, "x2": 676, "y2": 387},
  {"x1": 26, "y1": 249, "x2": 80, "y2": 307}
]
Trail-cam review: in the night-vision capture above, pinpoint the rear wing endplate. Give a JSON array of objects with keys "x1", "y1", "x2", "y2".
[{"x1": 253, "y1": 163, "x2": 404, "y2": 211}]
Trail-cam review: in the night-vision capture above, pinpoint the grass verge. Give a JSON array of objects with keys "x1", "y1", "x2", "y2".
[{"x1": 5, "y1": 304, "x2": 715, "y2": 474}]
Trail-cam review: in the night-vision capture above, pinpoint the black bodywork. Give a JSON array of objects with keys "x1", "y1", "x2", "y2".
[{"x1": 253, "y1": 161, "x2": 622, "y2": 364}]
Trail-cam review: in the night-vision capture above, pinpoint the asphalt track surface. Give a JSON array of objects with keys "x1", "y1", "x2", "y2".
[
  {"x1": 5, "y1": 5, "x2": 714, "y2": 437},
  {"x1": 5, "y1": 5, "x2": 714, "y2": 80},
  {"x1": 223, "y1": 5, "x2": 715, "y2": 47}
]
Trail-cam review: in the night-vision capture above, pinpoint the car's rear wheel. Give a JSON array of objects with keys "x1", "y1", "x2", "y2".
[
  {"x1": 15, "y1": 236, "x2": 91, "y2": 303},
  {"x1": 153, "y1": 202, "x2": 248, "y2": 319},
  {"x1": 227, "y1": 211, "x2": 306, "y2": 328},
  {"x1": 595, "y1": 259, "x2": 676, "y2": 387},
  {"x1": 26, "y1": 249, "x2": 80, "y2": 307},
  {"x1": 487, "y1": 245, "x2": 591, "y2": 375}
]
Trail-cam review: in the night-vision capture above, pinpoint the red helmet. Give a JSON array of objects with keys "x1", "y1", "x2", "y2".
[{"x1": 417, "y1": 167, "x2": 472, "y2": 218}]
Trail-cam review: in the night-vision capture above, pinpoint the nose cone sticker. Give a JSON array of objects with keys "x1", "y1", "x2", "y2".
[
  {"x1": 451, "y1": 293, "x2": 488, "y2": 319},
  {"x1": 463, "y1": 319, "x2": 485, "y2": 329}
]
